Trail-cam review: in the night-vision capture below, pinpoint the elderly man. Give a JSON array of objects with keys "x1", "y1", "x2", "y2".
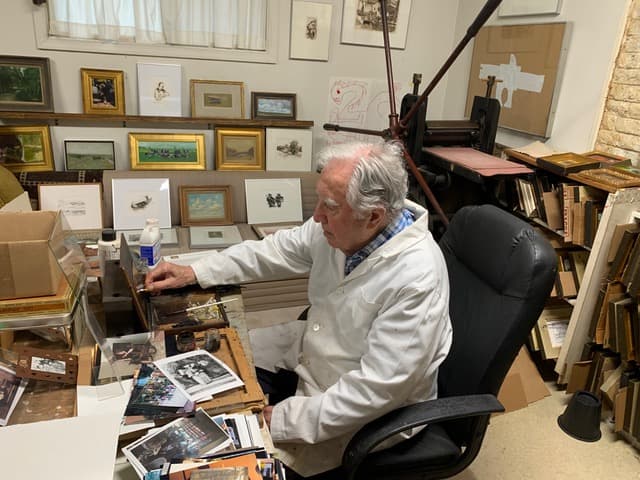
[{"x1": 145, "y1": 141, "x2": 452, "y2": 477}]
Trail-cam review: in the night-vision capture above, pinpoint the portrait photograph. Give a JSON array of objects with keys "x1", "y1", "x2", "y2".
[
  {"x1": 80, "y1": 68, "x2": 125, "y2": 115},
  {"x1": 215, "y1": 128, "x2": 265, "y2": 171},
  {"x1": 179, "y1": 185, "x2": 233, "y2": 226},
  {"x1": 0, "y1": 125, "x2": 54, "y2": 172},
  {"x1": 0, "y1": 55, "x2": 53, "y2": 112}
]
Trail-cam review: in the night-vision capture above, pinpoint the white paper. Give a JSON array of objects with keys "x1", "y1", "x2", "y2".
[
  {"x1": 510, "y1": 141, "x2": 566, "y2": 158},
  {"x1": 546, "y1": 319, "x2": 569, "y2": 348},
  {"x1": 0, "y1": 191, "x2": 32, "y2": 212}
]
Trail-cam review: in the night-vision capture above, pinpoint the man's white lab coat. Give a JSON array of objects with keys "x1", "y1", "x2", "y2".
[{"x1": 191, "y1": 201, "x2": 452, "y2": 476}]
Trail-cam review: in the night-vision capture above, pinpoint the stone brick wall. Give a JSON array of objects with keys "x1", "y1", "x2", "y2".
[{"x1": 595, "y1": 0, "x2": 640, "y2": 163}]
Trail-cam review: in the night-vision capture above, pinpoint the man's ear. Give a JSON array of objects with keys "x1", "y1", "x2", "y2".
[{"x1": 367, "y1": 207, "x2": 387, "y2": 230}]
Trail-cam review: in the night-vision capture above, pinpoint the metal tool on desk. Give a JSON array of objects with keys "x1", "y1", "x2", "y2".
[{"x1": 163, "y1": 297, "x2": 239, "y2": 316}]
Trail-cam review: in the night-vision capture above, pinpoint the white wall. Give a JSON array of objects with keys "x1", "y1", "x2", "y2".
[
  {"x1": 443, "y1": 0, "x2": 631, "y2": 153},
  {"x1": 0, "y1": 0, "x2": 460, "y2": 171}
]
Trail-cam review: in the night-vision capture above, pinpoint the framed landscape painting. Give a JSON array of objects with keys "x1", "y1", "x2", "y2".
[
  {"x1": 215, "y1": 128, "x2": 265, "y2": 171},
  {"x1": 251, "y1": 92, "x2": 296, "y2": 120},
  {"x1": 64, "y1": 140, "x2": 115, "y2": 171},
  {"x1": 190, "y1": 80, "x2": 245, "y2": 118},
  {"x1": 179, "y1": 185, "x2": 233, "y2": 226},
  {"x1": 80, "y1": 68, "x2": 125, "y2": 115},
  {"x1": 129, "y1": 133, "x2": 206, "y2": 170},
  {"x1": 0, "y1": 55, "x2": 53, "y2": 112},
  {"x1": 0, "y1": 125, "x2": 54, "y2": 172}
]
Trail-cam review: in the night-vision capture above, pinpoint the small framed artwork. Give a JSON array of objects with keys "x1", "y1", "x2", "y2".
[
  {"x1": 179, "y1": 185, "x2": 233, "y2": 226},
  {"x1": 251, "y1": 92, "x2": 296, "y2": 120},
  {"x1": 215, "y1": 128, "x2": 265, "y2": 171},
  {"x1": 252, "y1": 222, "x2": 303, "y2": 239},
  {"x1": 0, "y1": 55, "x2": 53, "y2": 112},
  {"x1": 111, "y1": 177, "x2": 172, "y2": 230},
  {"x1": 117, "y1": 227, "x2": 179, "y2": 247},
  {"x1": 0, "y1": 125, "x2": 54, "y2": 172},
  {"x1": 64, "y1": 140, "x2": 116, "y2": 171},
  {"x1": 244, "y1": 178, "x2": 303, "y2": 225},
  {"x1": 190, "y1": 79, "x2": 245, "y2": 118},
  {"x1": 290, "y1": 1, "x2": 333, "y2": 61},
  {"x1": 498, "y1": 0, "x2": 562, "y2": 17},
  {"x1": 341, "y1": 0, "x2": 413, "y2": 49},
  {"x1": 38, "y1": 183, "x2": 103, "y2": 230},
  {"x1": 80, "y1": 68, "x2": 125, "y2": 115},
  {"x1": 137, "y1": 62, "x2": 182, "y2": 117},
  {"x1": 266, "y1": 128, "x2": 312, "y2": 171},
  {"x1": 129, "y1": 132, "x2": 206, "y2": 170},
  {"x1": 188, "y1": 225, "x2": 243, "y2": 249},
  {"x1": 581, "y1": 150, "x2": 631, "y2": 168}
]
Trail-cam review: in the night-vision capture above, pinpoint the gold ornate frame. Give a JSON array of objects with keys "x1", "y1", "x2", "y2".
[
  {"x1": 129, "y1": 132, "x2": 206, "y2": 171},
  {"x1": 80, "y1": 68, "x2": 125, "y2": 115}
]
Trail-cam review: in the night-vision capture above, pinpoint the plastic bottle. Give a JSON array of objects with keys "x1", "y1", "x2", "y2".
[
  {"x1": 98, "y1": 228, "x2": 120, "y2": 275},
  {"x1": 139, "y1": 218, "x2": 161, "y2": 269}
]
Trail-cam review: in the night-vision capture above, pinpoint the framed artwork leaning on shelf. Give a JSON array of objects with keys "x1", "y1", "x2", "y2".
[
  {"x1": 266, "y1": 128, "x2": 312, "y2": 171},
  {"x1": 0, "y1": 55, "x2": 53, "y2": 112},
  {"x1": 190, "y1": 79, "x2": 244, "y2": 119},
  {"x1": 251, "y1": 92, "x2": 296, "y2": 120},
  {"x1": 179, "y1": 185, "x2": 233, "y2": 226},
  {"x1": 111, "y1": 177, "x2": 172, "y2": 230},
  {"x1": 0, "y1": 125, "x2": 54, "y2": 172},
  {"x1": 244, "y1": 178, "x2": 303, "y2": 225},
  {"x1": 64, "y1": 140, "x2": 115, "y2": 171},
  {"x1": 80, "y1": 68, "x2": 125, "y2": 115},
  {"x1": 129, "y1": 132, "x2": 206, "y2": 170},
  {"x1": 252, "y1": 222, "x2": 303, "y2": 239},
  {"x1": 215, "y1": 128, "x2": 265, "y2": 171},
  {"x1": 137, "y1": 62, "x2": 182, "y2": 117},
  {"x1": 290, "y1": 1, "x2": 333, "y2": 61},
  {"x1": 38, "y1": 183, "x2": 103, "y2": 230}
]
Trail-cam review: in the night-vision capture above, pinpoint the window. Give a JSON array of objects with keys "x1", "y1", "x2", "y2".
[{"x1": 33, "y1": 0, "x2": 278, "y2": 64}]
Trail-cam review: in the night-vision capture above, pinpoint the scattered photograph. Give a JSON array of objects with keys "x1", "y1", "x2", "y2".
[
  {"x1": 0, "y1": 364, "x2": 28, "y2": 426},
  {"x1": 31, "y1": 356, "x2": 66, "y2": 375},
  {"x1": 99, "y1": 332, "x2": 166, "y2": 380},
  {"x1": 0, "y1": 55, "x2": 53, "y2": 112},
  {"x1": 64, "y1": 140, "x2": 116, "y2": 170}
]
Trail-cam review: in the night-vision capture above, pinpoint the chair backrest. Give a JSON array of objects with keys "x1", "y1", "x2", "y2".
[{"x1": 437, "y1": 204, "x2": 556, "y2": 401}]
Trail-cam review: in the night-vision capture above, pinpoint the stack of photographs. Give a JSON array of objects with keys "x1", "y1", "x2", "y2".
[
  {"x1": 154, "y1": 349, "x2": 244, "y2": 403},
  {"x1": 0, "y1": 364, "x2": 28, "y2": 426},
  {"x1": 98, "y1": 332, "x2": 166, "y2": 381},
  {"x1": 213, "y1": 413, "x2": 265, "y2": 451}
]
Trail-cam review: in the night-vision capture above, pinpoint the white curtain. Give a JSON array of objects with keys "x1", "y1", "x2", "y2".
[{"x1": 48, "y1": 0, "x2": 266, "y2": 50}]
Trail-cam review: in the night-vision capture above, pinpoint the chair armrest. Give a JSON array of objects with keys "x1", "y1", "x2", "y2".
[{"x1": 342, "y1": 394, "x2": 504, "y2": 476}]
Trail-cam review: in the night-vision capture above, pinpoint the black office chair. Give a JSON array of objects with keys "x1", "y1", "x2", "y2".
[{"x1": 339, "y1": 204, "x2": 557, "y2": 480}]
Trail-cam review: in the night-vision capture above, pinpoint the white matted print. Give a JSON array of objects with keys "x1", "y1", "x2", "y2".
[
  {"x1": 341, "y1": 0, "x2": 412, "y2": 49},
  {"x1": 112, "y1": 178, "x2": 172, "y2": 230},
  {"x1": 137, "y1": 63, "x2": 182, "y2": 117},
  {"x1": 38, "y1": 183, "x2": 103, "y2": 230},
  {"x1": 244, "y1": 178, "x2": 303, "y2": 225},
  {"x1": 290, "y1": 1, "x2": 333, "y2": 61},
  {"x1": 266, "y1": 128, "x2": 312, "y2": 172},
  {"x1": 188, "y1": 225, "x2": 243, "y2": 249}
]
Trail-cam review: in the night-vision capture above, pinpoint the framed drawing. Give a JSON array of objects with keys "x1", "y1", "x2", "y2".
[
  {"x1": 251, "y1": 92, "x2": 296, "y2": 120},
  {"x1": 244, "y1": 178, "x2": 303, "y2": 225},
  {"x1": 111, "y1": 178, "x2": 172, "y2": 230},
  {"x1": 0, "y1": 125, "x2": 54, "y2": 172},
  {"x1": 266, "y1": 128, "x2": 312, "y2": 172},
  {"x1": 129, "y1": 132, "x2": 205, "y2": 170},
  {"x1": 340, "y1": 0, "x2": 412, "y2": 49},
  {"x1": 498, "y1": 0, "x2": 562, "y2": 17},
  {"x1": 0, "y1": 55, "x2": 53, "y2": 112},
  {"x1": 137, "y1": 63, "x2": 182, "y2": 117},
  {"x1": 215, "y1": 128, "x2": 265, "y2": 171},
  {"x1": 38, "y1": 183, "x2": 103, "y2": 230},
  {"x1": 188, "y1": 225, "x2": 243, "y2": 249},
  {"x1": 80, "y1": 68, "x2": 125, "y2": 115},
  {"x1": 64, "y1": 140, "x2": 115, "y2": 171},
  {"x1": 117, "y1": 227, "x2": 179, "y2": 247},
  {"x1": 465, "y1": 23, "x2": 567, "y2": 137},
  {"x1": 252, "y1": 222, "x2": 303, "y2": 239},
  {"x1": 190, "y1": 80, "x2": 245, "y2": 118},
  {"x1": 290, "y1": 1, "x2": 333, "y2": 61},
  {"x1": 179, "y1": 185, "x2": 233, "y2": 226}
]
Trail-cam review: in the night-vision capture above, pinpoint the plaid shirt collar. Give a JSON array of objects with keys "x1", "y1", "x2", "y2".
[{"x1": 344, "y1": 208, "x2": 414, "y2": 276}]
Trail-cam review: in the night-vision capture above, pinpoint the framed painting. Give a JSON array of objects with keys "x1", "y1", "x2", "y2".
[
  {"x1": 215, "y1": 128, "x2": 265, "y2": 171},
  {"x1": 64, "y1": 140, "x2": 115, "y2": 171},
  {"x1": 0, "y1": 55, "x2": 53, "y2": 112},
  {"x1": 0, "y1": 125, "x2": 54, "y2": 172},
  {"x1": 188, "y1": 225, "x2": 243, "y2": 249},
  {"x1": 290, "y1": 1, "x2": 333, "y2": 61},
  {"x1": 179, "y1": 185, "x2": 233, "y2": 226},
  {"x1": 129, "y1": 132, "x2": 206, "y2": 170},
  {"x1": 340, "y1": 0, "x2": 413, "y2": 49},
  {"x1": 80, "y1": 68, "x2": 125, "y2": 115},
  {"x1": 111, "y1": 177, "x2": 172, "y2": 230},
  {"x1": 251, "y1": 92, "x2": 296, "y2": 120},
  {"x1": 190, "y1": 80, "x2": 245, "y2": 118},
  {"x1": 137, "y1": 63, "x2": 182, "y2": 117},
  {"x1": 38, "y1": 183, "x2": 103, "y2": 230},
  {"x1": 244, "y1": 178, "x2": 303, "y2": 225},
  {"x1": 252, "y1": 222, "x2": 303, "y2": 239},
  {"x1": 266, "y1": 128, "x2": 312, "y2": 171}
]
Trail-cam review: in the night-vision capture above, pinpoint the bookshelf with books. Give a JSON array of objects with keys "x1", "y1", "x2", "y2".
[{"x1": 504, "y1": 148, "x2": 640, "y2": 450}]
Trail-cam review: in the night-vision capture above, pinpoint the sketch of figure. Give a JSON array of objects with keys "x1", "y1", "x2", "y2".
[
  {"x1": 306, "y1": 17, "x2": 318, "y2": 39},
  {"x1": 154, "y1": 81, "x2": 170, "y2": 101},
  {"x1": 276, "y1": 140, "x2": 302, "y2": 156},
  {"x1": 275, "y1": 193, "x2": 284, "y2": 207},
  {"x1": 266, "y1": 193, "x2": 276, "y2": 207}
]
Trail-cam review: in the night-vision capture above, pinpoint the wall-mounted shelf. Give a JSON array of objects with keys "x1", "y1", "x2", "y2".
[{"x1": 0, "y1": 111, "x2": 314, "y2": 129}]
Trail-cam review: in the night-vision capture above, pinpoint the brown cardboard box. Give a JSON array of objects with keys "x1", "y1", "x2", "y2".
[
  {"x1": 0, "y1": 211, "x2": 64, "y2": 300},
  {"x1": 497, "y1": 346, "x2": 550, "y2": 412}
]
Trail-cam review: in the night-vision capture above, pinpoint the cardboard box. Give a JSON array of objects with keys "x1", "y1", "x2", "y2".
[
  {"x1": 497, "y1": 346, "x2": 550, "y2": 412},
  {"x1": 0, "y1": 211, "x2": 64, "y2": 300}
]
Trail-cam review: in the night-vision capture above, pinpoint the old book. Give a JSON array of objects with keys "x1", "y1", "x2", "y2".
[
  {"x1": 611, "y1": 230, "x2": 640, "y2": 283},
  {"x1": 569, "y1": 250, "x2": 589, "y2": 288},
  {"x1": 627, "y1": 378, "x2": 640, "y2": 436},
  {"x1": 588, "y1": 283, "x2": 607, "y2": 340},
  {"x1": 542, "y1": 190, "x2": 563, "y2": 230},
  {"x1": 536, "y1": 306, "x2": 572, "y2": 360},
  {"x1": 561, "y1": 183, "x2": 576, "y2": 243},
  {"x1": 594, "y1": 282, "x2": 625, "y2": 344},
  {"x1": 583, "y1": 199, "x2": 604, "y2": 248},
  {"x1": 607, "y1": 223, "x2": 640, "y2": 264},
  {"x1": 571, "y1": 201, "x2": 585, "y2": 246},
  {"x1": 537, "y1": 152, "x2": 600, "y2": 176}
]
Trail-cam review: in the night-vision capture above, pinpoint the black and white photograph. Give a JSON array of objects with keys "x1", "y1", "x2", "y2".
[
  {"x1": 266, "y1": 128, "x2": 312, "y2": 171},
  {"x1": 122, "y1": 409, "x2": 232, "y2": 476},
  {"x1": 154, "y1": 350, "x2": 243, "y2": 401},
  {"x1": 31, "y1": 356, "x2": 66, "y2": 375},
  {"x1": 341, "y1": 0, "x2": 412, "y2": 49},
  {"x1": 244, "y1": 178, "x2": 303, "y2": 225},
  {"x1": 0, "y1": 365, "x2": 28, "y2": 426}
]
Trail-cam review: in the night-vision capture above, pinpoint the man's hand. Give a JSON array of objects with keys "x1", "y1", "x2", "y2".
[
  {"x1": 144, "y1": 262, "x2": 197, "y2": 292},
  {"x1": 263, "y1": 405, "x2": 273, "y2": 429}
]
